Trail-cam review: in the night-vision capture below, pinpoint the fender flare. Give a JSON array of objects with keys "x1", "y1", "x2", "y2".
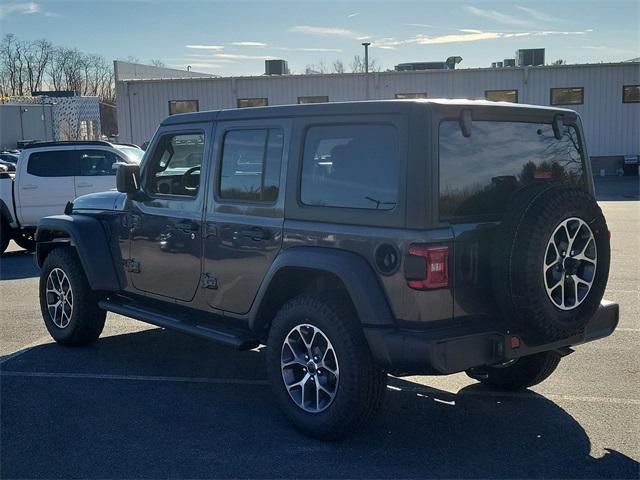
[
  {"x1": 36, "y1": 215, "x2": 123, "y2": 291},
  {"x1": 248, "y1": 246, "x2": 396, "y2": 330}
]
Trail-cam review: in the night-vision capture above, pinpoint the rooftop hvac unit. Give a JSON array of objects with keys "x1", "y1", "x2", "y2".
[
  {"x1": 504, "y1": 58, "x2": 516, "y2": 67},
  {"x1": 265, "y1": 60, "x2": 289, "y2": 75},
  {"x1": 516, "y1": 48, "x2": 545, "y2": 66},
  {"x1": 491, "y1": 62, "x2": 497, "y2": 68},
  {"x1": 496, "y1": 61, "x2": 504, "y2": 68}
]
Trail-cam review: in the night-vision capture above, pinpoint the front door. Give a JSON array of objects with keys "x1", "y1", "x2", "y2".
[
  {"x1": 75, "y1": 148, "x2": 122, "y2": 196},
  {"x1": 203, "y1": 121, "x2": 287, "y2": 314},
  {"x1": 128, "y1": 124, "x2": 212, "y2": 302}
]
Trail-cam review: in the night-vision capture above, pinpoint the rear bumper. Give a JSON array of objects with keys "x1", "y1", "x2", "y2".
[{"x1": 364, "y1": 300, "x2": 619, "y2": 376}]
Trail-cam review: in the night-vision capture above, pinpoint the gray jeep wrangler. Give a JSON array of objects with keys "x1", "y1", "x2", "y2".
[{"x1": 35, "y1": 100, "x2": 618, "y2": 439}]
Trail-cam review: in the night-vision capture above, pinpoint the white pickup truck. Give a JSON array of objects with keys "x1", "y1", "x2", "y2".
[{"x1": 0, "y1": 141, "x2": 143, "y2": 254}]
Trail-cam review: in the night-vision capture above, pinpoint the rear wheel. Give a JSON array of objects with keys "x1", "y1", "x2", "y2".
[
  {"x1": 39, "y1": 247, "x2": 106, "y2": 346},
  {"x1": 467, "y1": 351, "x2": 561, "y2": 390},
  {"x1": 267, "y1": 294, "x2": 386, "y2": 440}
]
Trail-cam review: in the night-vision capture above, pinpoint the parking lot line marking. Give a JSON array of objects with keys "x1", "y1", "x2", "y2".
[
  {"x1": 615, "y1": 328, "x2": 640, "y2": 332},
  {"x1": 0, "y1": 337, "x2": 51, "y2": 366},
  {"x1": 0, "y1": 370, "x2": 269, "y2": 385}
]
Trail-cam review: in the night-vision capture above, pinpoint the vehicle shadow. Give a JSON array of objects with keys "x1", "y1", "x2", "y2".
[
  {"x1": 0, "y1": 248, "x2": 38, "y2": 280},
  {"x1": 1, "y1": 328, "x2": 638, "y2": 479}
]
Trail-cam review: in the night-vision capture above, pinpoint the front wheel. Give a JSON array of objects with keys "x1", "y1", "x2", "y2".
[
  {"x1": 267, "y1": 294, "x2": 386, "y2": 440},
  {"x1": 39, "y1": 247, "x2": 106, "y2": 346},
  {"x1": 466, "y1": 351, "x2": 561, "y2": 390}
]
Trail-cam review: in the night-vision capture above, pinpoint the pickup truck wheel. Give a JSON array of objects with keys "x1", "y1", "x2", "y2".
[
  {"x1": 0, "y1": 217, "x2": 10, "y2": 254},
  {"x1": 267, "y1": 294, "x2": 386, "y2": 440},
  {"x1": 467, "y1": 351, "x2": 561, "y2": 390},
  {"x1": 39, "y1": 247, "x2": 106, "y2": 346}
]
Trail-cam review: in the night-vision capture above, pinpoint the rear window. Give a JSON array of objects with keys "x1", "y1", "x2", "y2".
[
  {"x1": 27, "y1": 151, "x2": 77, "y2": 177},
  {"x1": 301, "y1": 124, "x2": 399, "y2": 210},
  {"x1": 439, "y1": 121, "x2": 586, "y2": 220}
]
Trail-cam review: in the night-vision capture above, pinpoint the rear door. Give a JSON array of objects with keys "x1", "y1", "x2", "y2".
[
  {"x1": 16, "y1": 149, "x2": 77, "y2": 225},
  {"x1": 75, "y1": 148, "x2": 123, "y2": 195},
  {"x1": 202, "y1": 120, "x2": 288, "y2": 314}
]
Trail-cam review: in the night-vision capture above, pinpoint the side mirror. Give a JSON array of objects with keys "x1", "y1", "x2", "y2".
[
  {"x1": 116, "y1": 163, "x2": 140, "y2": 193},
  {"x1": 552, "y1": 114, "x2": 564, "y2": 140}
]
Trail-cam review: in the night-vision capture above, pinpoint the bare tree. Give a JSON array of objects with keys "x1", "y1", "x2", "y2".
[
  {"x1": 332, "y1": 59, "x2": 345, "y2": 73},
  {"x1": 150, "y1": 58, "x2": 165, "y2": 68},
  {"x1": 24, "y1": 39, "x2": 52, "y2": 93},
  {"x1": 350, "y1": 54, "x2": 381, "y2": 73}
]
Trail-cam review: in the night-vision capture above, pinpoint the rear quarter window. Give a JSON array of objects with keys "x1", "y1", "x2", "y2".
[
  {"x1": 301, "y1": 124, "x2": 399, "y2": 210},
  {"x1": 439, "y1": 120, "x2": 586, "y2": 220}
]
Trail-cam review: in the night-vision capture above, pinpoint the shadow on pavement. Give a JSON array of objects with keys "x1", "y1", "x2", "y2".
[
  {"x1": 0, "y1": 249, "x2": 39, "y2": 280},
  {"x1": 1, "y1": 328, "x2": 638, "y2": 479}
]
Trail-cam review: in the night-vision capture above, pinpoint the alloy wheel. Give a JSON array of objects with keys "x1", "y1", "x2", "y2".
[{"x1": 46, "y1": 268, "x2": 74, "y2": 328}]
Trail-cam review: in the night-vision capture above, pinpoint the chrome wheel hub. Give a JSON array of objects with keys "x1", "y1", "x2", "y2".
[
  {"x1": 46, "y1": 268, "x2": 74, "y2": 328},
  {"x1": 281, "y1": 324, "x2": 339, "y2": 413},
  {"x1": 544, "y1": 217, "x2": 597, "y2": 311}
]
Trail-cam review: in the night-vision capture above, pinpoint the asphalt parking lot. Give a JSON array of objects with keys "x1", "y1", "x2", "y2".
[{"x1": 1, "y1": 180, "x2": 638, "y2": 479}]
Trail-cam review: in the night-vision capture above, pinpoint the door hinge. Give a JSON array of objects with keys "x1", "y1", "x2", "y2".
[
  {"x1": 124, "y1": 258, "x2": 141, "y2": 273},
  {"x1": 202, "y1": 273, "x2": 218, "y2": 290}
]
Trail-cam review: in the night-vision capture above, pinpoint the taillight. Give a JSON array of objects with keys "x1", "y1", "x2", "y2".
[{"x1": 406, "y1": 245, "x2": 449, "y2": 290}]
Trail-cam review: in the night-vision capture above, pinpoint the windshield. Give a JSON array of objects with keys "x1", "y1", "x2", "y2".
[{"x1": 115, "y1": 145, "x2": 144, "y2": 164}]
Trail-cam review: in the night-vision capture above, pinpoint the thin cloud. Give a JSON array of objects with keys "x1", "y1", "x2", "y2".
[
  {"x1": 231, "y1": 41, "x2": 267, "y2": 47},
  {"x1": 465, "y1": 5, "x2": 531, "y2": 27},
  {"x1": 373, "y1": 28, "x2": 592, "y2": 47},
  {"x1": 298, "y1": 47, "x2": 343, "y2": 52},
  {"x1": 289, "y1": 25, "x2": 370, "y2": 40},
  {"x1": 514, "y1": 5, "x2": 556, "y2": 22},
  {"x1": 185, "y1": 44, "x2": 224, "y2": 50},
  {"x1": 0, "y1": 2, "x2": 39, "y2": 17},
  {"x1": 215, "y1": 53, "x2": 274, "y2": 60},
  {"x1": 347, "y1": 12, "x2": 360, "y2": 18}
]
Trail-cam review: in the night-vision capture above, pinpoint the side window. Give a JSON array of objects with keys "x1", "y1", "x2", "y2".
[
  {"x1": 219, "y1": 128, "x2": 283, "y2": 202},
  {"x1": 27, "y1": 151, "x2": 77, "y2": 177},
  {"x1": 301, "y1": 124, "x2": 399, "y2": 210},
  {"x1": 78, "y1": 150, "x2": 120, "y2": 176},
  {"x1": 145, "y1": 132, "x2": 205, "y2": 197}
]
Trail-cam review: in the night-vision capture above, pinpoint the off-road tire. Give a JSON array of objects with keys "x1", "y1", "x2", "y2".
[
  {"x1": 267, "y1": 294, "x2": 387, "y2": 440},
  {"x1": 468, "y1": 351, "x2": 562, "y2": 390},
  {"x1": 493, "y1": 185, "x2": 610, "y2": 341},
  {"x1": 39, "y1": 246, "x2": 106, "y2": 346},
  {"x1": 0, "y1": 217, "x2": 10, "y2": 255}
]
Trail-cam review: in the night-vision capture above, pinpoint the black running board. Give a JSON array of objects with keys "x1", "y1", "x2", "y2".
[{"x1": 98, "y1": 299, "x2": 260, "y2": 350}]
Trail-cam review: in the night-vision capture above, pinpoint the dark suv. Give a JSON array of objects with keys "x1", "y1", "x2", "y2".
[{"x1": 35, "y1": 100, "x2": 618, "y2": 439}]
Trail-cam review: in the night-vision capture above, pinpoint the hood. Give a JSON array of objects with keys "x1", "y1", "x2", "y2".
[{"x1": 73, "y1": 190, "x2": 127, "y2": 212}]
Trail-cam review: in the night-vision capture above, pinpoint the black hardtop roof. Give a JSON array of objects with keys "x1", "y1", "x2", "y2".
[{"x1": 161, "y1": 99, "x2": 578, "y2": 126}]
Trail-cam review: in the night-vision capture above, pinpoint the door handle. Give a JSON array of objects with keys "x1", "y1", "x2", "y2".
[
  {"x1": 240, "y1": 227, "x2": 270, "y2": 241},
  {"x1": 22, "y1": 185, "x2": 37, "y2": 190},
  {"x1": 77, "y1": 183, "x2": 93, "y2": 188}
]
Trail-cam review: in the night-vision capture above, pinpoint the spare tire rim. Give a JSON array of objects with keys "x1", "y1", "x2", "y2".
[
  {"x1": 544, "y1": 217, "x2": 597, "y2": 311},
  {"x1": 281, "y1": 324, "x2": 339, "y2": 413},
  {"x1": 45, "y1": 268, "x2": 74, "y2": 328}
]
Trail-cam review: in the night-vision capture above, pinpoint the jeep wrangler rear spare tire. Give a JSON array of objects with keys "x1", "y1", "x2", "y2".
[
  {"x1": 267, "y1": 294, "x2": 387, "y2": 440},
  {"x1": 39, "y1": 246, "x2": 106, "y2": 346},
  {"x1": 493, "y1": 185, "x2": 610, "y2": 341}
]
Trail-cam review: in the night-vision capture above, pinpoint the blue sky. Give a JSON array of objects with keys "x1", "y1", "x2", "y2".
[{"x1": 1, "y1": 0, "x2": 639, "y2": 76}]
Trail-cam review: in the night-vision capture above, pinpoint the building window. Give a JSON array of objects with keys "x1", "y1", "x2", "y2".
[
  {"x1": 485, "y1": 90, "x2": 518, "y2": 103},
  {"x1": 237, "y1": 98, "x2": 268, "y2": 108},
  {"x1": 622, "y1": 85, "x2": 640, "y2": 103},
  {"x1": 395, "y1": 93, "x2": 427, "y2": 99},
  {"x1": 550, "y1": 87, "x2": 584, "y2": 105},
  {"x1": 219, "y1": 128, "x2": 283, "y2": 202},
  {"x1": 298, "y1": 96, "x2": 329, "y2": 104},
  {"x1": 168, "y1": 100, "x2": 199, "y2": 115},
  {"x1": 301, "y1": 124, "x2": 399, "y2": 211}
]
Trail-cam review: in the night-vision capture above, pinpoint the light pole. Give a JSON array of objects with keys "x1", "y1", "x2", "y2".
[{"x1": 361, "y1": 42, "x2": 371, "y2": 73}]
